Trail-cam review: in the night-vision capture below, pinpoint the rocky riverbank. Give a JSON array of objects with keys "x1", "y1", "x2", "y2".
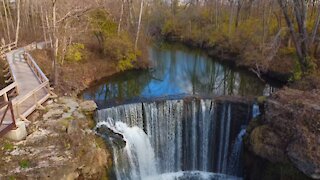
[
  {"x1": 0, "y1": 97, "x2": 112, "y2": 179},
  {"x1": 247, "y1": 88, "x2": 320, "y2": 179}
]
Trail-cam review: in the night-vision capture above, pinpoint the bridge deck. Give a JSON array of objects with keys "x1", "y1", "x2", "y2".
[
  {"x1": 0, "y1": 44, "x2": 50, "y2": 135},
  {"x1": 7, "y1": 49, "x2": 46, "y2": 98}
]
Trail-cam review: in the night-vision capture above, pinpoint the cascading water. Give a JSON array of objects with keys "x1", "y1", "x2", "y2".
[
  {"x1": 97, "y1": 120, "x2": 157, "y2": 179},
  {"x1": 252, "y1": 103, "x2": 261, "y2": 118},
  {"x1": 96, "y1": 98, "x2": 253, "y2": 180},
  {"x1": 227, "y1": 128, "x2": 247, "y2": 176}
]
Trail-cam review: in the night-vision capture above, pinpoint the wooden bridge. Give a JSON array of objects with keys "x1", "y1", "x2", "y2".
[{"x1": 0, "y1": 42, "x2": 52, "y2": 137}]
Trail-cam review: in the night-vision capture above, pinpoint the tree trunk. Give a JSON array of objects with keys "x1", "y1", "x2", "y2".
[
  {"x1": 6, "y1": 0, "x2": 15, "y2": 34},
  {"x1": 2, "y1": 0, "x2": 11, "y2": 42},
  {"x1": 228, "y1": 0, "x2": 235, "y2": 36},
  {"x1": 45, "y1": 11, "x2": 53, "y2": 48},
  {"x1": 0, "y1": 5, "x2": 7, "y2": 40},
  {"x1": 15, "y1": 0, "x2": 21, "y2": 44},
  {"x1": 52, "y1": 0, "x2": 58, "y2": 86},
  {"x1": 235, "y1": 0, "x2": 242, "y2": 28},
  {"x1": 278, "y1": 0, "x2": 308, "y2": 72},
  {"x1": 135, "y1": 0, "x2": 144, "y2": 51},
  {"x1": 310, "y1": 4, "x2": 320, "y2": 46},
  {"x1": 40, "y1": 6, "x2": 48, "y2": 44},
  {"x1": 118, "y1": 0, "x2": 124, "y2": 35}
]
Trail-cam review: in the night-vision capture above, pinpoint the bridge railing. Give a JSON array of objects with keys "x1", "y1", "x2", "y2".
[
  {"x1": 12, "y1": 81, "x2": 50, "y2": 119},
  {"x1": 0, "y1": 41, "x2": 19, "y2": 99},
  {"x1": 24, "y1": 52, "x2": 49, "y2": 84},
  {"x1": 0, "y1": 42, "x2": 51, "y2": 132},
  {"x1": 0, "y1": 101, "x2": 16, "y2": 137},
  {"x1": 10, "y1": 51, "x2": 50, "y2": 120},
  {"x1": 0, "y1": 82, "x2": 18, "y2": 102},
  {"x1": 0, "y1": 41, "x2": 17, "y2": 57}
]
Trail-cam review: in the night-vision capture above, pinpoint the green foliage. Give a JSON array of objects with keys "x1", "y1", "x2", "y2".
[
  {"x1": 89, "y1": 9, "x2": 117, "y2": 37},
  {"x1": 103, "y1": 35, "x2": 138, "y2": 71},
  {"x1": 290, "y1": 58, "x2": 302, "y2": 81},
  {"x1": 162, "y1": 19, "x2": 175, "y2": 35},
  {"x1": 19, "y1": 159, "x2": 30, "y2": 169},
  {"x1": 3, "y1": 142, "x2": 14, "y2": 151},
  {"x1": 306, "y1": 56, "x2": 318, "y2": 73},
  {"x1": 118, "y1": 52, "x2": 136, "y2": 71},
  {"x1": 162, "y1": 18, "x2": 182, "y2": 36},
  {"x1": 257, "y1": 96, "x2": 267, "y2": 104},
  {"x1": 65, "y1": 43, "x2": 85, "y2": 62},
  {"x1": 89, "y1": 9, "x2": 138, "y2": 71},
  {"x1": 279, "y1": 47, "x2": 296, "y2": 56}
]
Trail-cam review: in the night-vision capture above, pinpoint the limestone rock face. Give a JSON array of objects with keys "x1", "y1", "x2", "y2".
[
  {"x1": 250, "y1": 125, "x2": 287, "y2": 163},
  {"x1": 0, "y1": 97, "x2": 112, "y2": 180},
  {"x1": 249, "y1": 88, "x2": 320, "y2": 178}
]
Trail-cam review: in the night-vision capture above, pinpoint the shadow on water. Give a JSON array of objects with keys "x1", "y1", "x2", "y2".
[{"x1": 82, "y1": 42, "x2": 277, "y2": 106}]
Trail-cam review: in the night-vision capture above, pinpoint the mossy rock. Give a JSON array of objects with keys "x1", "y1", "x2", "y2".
[{"x1": 257, "y1": 96, "x2": 267, "y2": 104}]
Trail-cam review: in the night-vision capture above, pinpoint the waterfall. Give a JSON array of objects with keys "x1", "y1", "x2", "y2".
[
  {"x1": 96, "y1": 98, "x2": 252, "y2": 179},
  {"x1": 96, "y1": 120, "x2": 158, "y2": 179},
  {"x1": 227, "y1": 128, "x2": 247, "y2": 176},
  {"x1": 252, "y1": 103, "x2": 260, "y2": 118}
]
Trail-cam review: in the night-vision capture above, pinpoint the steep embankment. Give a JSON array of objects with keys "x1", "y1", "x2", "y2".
[
  {"x1": 248, "y1": 88, "x2": 320, "y2": 179},
  {"x1": 30, "y1": 49, "x2": 148, "y2": 96}
]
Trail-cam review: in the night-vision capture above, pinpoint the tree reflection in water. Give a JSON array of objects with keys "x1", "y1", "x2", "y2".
[{"x1": 83, "y1": 43, "x2": 274, "y2": 105}]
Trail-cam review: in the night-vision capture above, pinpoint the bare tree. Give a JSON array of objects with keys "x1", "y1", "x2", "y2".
[
  {"x1": 278, "y1": 0, "x2": 309, "y2": 72},
  {"x1": 118, "y1": 0, "x2": 125, "y2": 35},
  {"x1": 135, "y1": 0, "x2": 144, "y2": 50},
  {"x1": 15, "y1": 0, "x2": 21, "y2": 44},
  {"x1": 2, "y1": 0, "x2": 11, "y2": 42}
]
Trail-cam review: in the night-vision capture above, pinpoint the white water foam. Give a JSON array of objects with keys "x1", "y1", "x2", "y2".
[
  {"x1": 144, "y1": 171, "x2": 242, "y2": 180},
  {"x1": 95, "y1": 99, "x2": 250, "y2": 180},
  {"x1": 96, "y1": 120, "x2": 158, "y2": 179}
]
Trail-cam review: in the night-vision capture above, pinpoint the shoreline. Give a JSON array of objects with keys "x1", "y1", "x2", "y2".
[{"x1": 161, "y1": 35, "x2": 293, "y2": 83}]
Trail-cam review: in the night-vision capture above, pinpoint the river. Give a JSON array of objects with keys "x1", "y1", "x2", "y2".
[{"x1": 83, "y1": 43, "x2": 274, "y2": 180}]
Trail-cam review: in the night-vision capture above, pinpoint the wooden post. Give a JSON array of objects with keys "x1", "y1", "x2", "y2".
[
  {"x1": 9, "y1": 102, "x2": 16, "y2": 128},
  {"x1": 16, "y1": 104, "x2": 20, "y2": 119},
  {"x1": 4, "y1": 92, "x2": 8, "y2": 102},
  {"x1": 15, "y1": 86, "x2": 19, "y2": 94}
]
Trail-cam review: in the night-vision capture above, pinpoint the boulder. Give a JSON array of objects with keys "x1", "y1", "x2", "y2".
[
  {"x1": 250, "y1": 125, "x2": 287, "y2": 163},
  {"x1": 249, "y1": 88, "x2": 320, "y2": 178},
  {"x1": 80, "y1": 101, "x2": 98, "y2": 112}
]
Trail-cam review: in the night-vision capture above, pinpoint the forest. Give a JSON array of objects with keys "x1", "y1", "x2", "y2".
[
  {"x1": 1, "y1": 0, "x2": 320, "y2": 85},
  {"x1": 0, "y1": 0, "x2": 320, "y2": 180}
]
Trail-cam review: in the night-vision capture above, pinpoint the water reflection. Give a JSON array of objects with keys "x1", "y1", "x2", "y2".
[{"x1": 83, "y1": 43, "x2": 274, "y2": 104}]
